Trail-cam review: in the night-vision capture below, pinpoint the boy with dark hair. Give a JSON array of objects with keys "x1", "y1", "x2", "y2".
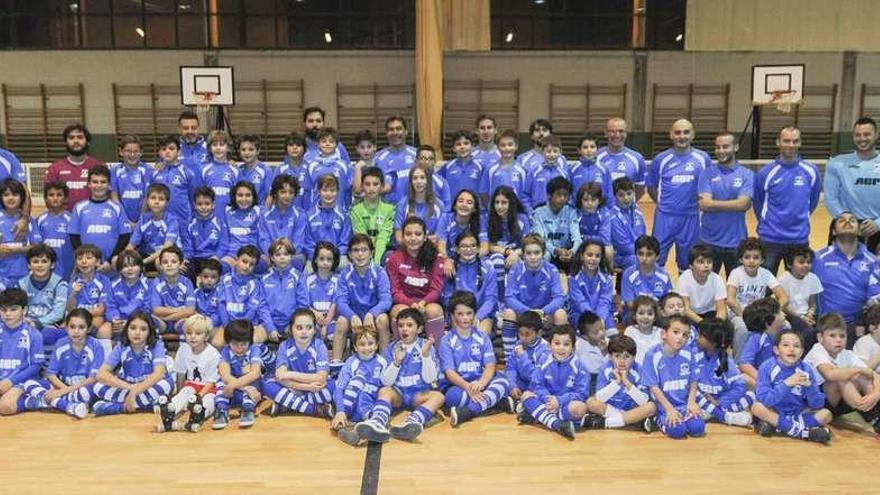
[
  {"x1": 150, "y1": 134, "x2": 198, "y2": 223},
  {"x1": 236, "y1": 134, "x2": 272, "y2": 204},
  {"x1": 530, "y1": 176, "x2": 582, "y2": 272},
  {"x1": 504, "y1": 310, "x2": 549, "y2": 413},
  {"x1": 439, "y1": 130, "x2": 482, "y2": 202},
  {"x1": 182, "y1": 186, "x2": 227, "y2": 280},
  {"x1": 213, "y1": 319, "x2": 263, "y2": 429},
  {"x1": 350, "y1": 167, "x2": 395, "y2": 263},
  {"x1": 35, "y1": 181, "x2": 74, "y2": 279},
  {"x1": 0, "y1": 288, "x2": 44, "y2": 415},
  {"x1": 275, "y1": 132, "x2": 312, "y2": 210},
  {"x1": 307, "y1": 126, "x2": 353, "y2": 210},
  {"x1": 525, "y1": 135, "x2": 568, "y2": 210},
  {"x1": 110, "y1": 134, "x2": 150, "y2": 227},
  {"x1": 607, "y1": 177, "x2": 647, "y2": 272},
  {"x1": 738, "y1": 297, "x2": 787, "y2": 387},
  {"x1": 18, "y1": 244, "x2": 69, "y2": 350},
  {"x1": 68, "y1": 165, "x2": 132, "y2": 269}
]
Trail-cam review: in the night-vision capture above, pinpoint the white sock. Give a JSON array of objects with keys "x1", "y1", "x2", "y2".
[
  {"x1": 170, "y1": 387, "x2": 195, "y2": 414},
  {"x1": 98, "y1": 339, "x2": 112, "y2": 358},
  {"x1": 604, "y1": 405, "x2": 625, "y2": 428},
  {"x1": 725, "y1": 410, "x2": 752, "y2": 427}
]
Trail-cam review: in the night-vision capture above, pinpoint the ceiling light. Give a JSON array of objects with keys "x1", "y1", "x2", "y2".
[
  {"x1": 324, "y1": 30, "x2": 333, "y2": 43},
  {"x1": 136, "y1": 27, "x2": 145, "y2": 38},
  {"x1": 504, "y1": 31, "x2": 515, "y2": 43},
  {"x1": 675, "y1": 33, "x2": 683, "y2": 42}
]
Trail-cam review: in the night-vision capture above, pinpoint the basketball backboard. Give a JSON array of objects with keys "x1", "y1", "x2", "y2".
[
  {"x1": 179, "y1": 66, "x2": 235, "y2": 106},
  {"x1": 751, "y1": 64, "x2": 804, "y2": 106}
]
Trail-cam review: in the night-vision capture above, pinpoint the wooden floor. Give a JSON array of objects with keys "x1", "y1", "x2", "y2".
[{"x1": 0, "y1": 408, "x2": 875, "y2": 495}]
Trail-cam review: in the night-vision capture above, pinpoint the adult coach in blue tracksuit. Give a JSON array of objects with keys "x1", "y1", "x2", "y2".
[
  {"x1": 753, "y1": 126, "x2": 821, "y2": 274},
  {"x1": 698, "y1": 131, "x2": 754, "y2": 274},
  {"x1": 647, "y1": 119, "x2": 710, "y2": 272},
  {"x1": 825, "y1": 116, "x2": 880, "y2": 253}
]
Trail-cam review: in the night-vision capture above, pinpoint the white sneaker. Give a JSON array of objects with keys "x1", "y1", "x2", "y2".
[
  {"x1": 725, "y1": 411, "x2": 753, "y2": 427},
  {"x1": 67, "y1": 402, "x2": 88, "y2": 419}
]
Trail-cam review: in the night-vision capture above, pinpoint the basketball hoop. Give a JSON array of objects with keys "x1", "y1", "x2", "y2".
[
  {"x1": 193, "y1": 91, "x2": 217, "y2": 114},
  {"x1": 769, "y1": 89, "x2": 798, "y2": 114}
]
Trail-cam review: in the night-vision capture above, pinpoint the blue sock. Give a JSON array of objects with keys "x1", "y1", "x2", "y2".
[
  {"x1": 405, "y1": 406, "x2": 432, "y2": 425},
  {"x1": 501, "y1": 320, "x2": 518, "y2": 359}
]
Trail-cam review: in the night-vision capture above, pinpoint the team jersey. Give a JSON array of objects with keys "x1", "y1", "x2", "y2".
[
  {"x1": 647, "y1": 147, "x2": 710, "y2": 215},
  {"x1": 577, "y1": 207, "x2": 612, "y2": 246},
  {"x1": 621, "y1": 265, "x2": 673, "y2": 303},
  {"x1": 439, "y1": 328, "x2": 496, "y2": 382},
  {"x1": 182, "y1": 214, "x2": 226, "y2": 260},
  {"x1": 642, "y1": 344, "x2": 696, "y2": 407},
  {"x1": 129, "y1": 211, "x2": 180, "y2": 256},
  {"x1": 695, "y1": 351, "x2": 748, "y2": 405},
  {"x1": 217, "y1": 271, "x2": 274, "y2": 331},
  {"x1": 297, "y1": 272, "x2": 339, "y2": 315},
  {"x1": 149, "y1": 160, "x2": 197, "y2": 223},
  {"x1": 150, "y1": 275, "x2": 195, "y2": 312},
  {"x1": 179, "y1": 137, "x2": 208, "y2": 167},
  {"x1": 504, "y1": 260, "x2": 565, "y2": 315},
  {"x1": 526, "y1": 163, "x2": 568, "y2": 209},
  {"x1": 569, "y1": 158, "x2": 613, "y2": 203},
  {"x1": 0, "y1": 322, "x2": 43, "y2": 385},
  {"x1": 0, "y1": 212, "x2": 37, "y2": 280},
  {"x1": 597, "y1": 146, "x2": 646, "y2": 185},
  {"x1": 46, "y1": 335, "x2": 104, "y2": 386},
  {"x1": 261, "y1": 266, "x2": 302, "y2": 330},
  {"x1": 104, "y1": 341, "x2": 168, "y2": 383},
  {"x1": 824, "y1": 151, "x2": 880, "y2": 222},
  {"x1": 194, "y1": 285, "x2": 226, "y2": 328},
  {"x1": 432, "y1": 173, "x2": 452, "y2": 207},
  {"x1": 273, "y1": 159, "x2": 312, "y2": 210},
  {"x1": 505, "y1": 337, "x2": 551, "y2": 391},
  {"x1": 480, "y1": 160, "x2": 528, "y2": 204},
  {"x1": 307, "y1": 155, "x2": 353, "y2": 209},
  {"x1": 220, "y1": 344, "x2": 262, "y2": 379},
  {"x1": 237, "y1": 161, "x2": 272, "y2": 204},
  {"x1": 473, "y1": 145, "x2": 501, "y2": 172},
  {"x1": 436, "y1": 212, "x2": 489, "y2": 257},
  {"x1": 488, "y1": 212, "x2": 530, "y2": 249},
  {"x1": 517, "y1": 150, "x2": 566, "y2": 175},
  {"x1": 697, "y1": 162, "x2": 754, "y2": 248},
  {"x1": 334, "y1": 353, "x2": 389, "y2": 411},
  {"x1": 381, "y1": 337, "x2": 439, "y2": 393},
  {"x1": 70, "y1": 272, "x2": 111, "y2": 312},
  {"x1": 336, "y1": 264, "x2": 392, "y2": 320},
  {"x1": 304, "y1": 139, "x2": 350, "y2": 165},
  {"x1": 394, "y1": 199, "x2": 445, "y2": 237},
  {"x1": 755, "y1": 357, "x2": 825, "y2": 415},
  {"x1": 350, "y1": 199, "x2": 396, "y2": 263},
  {"x1": 608, "y1": 202, "x2": 647, "y2": 269},
  {"x1": 110, "y1": 162, "x2": 151, "y2": 224},
  {"x1": 385, "y1": 249, "x2": 445, "y2": 305},
  {"x1": 258, "y1": 203, "x2": 306, "y2": 255},
  {"x1": 45, "y1": 156, "x2": 103, "y2": 210},
  {"x1": 568, "y1": 269, "x2": 615, "y2": 330},
  {"x1": 440, "y1": 156, "x2": 483, "y2": 202},
  {"x1": 443, "y1": 258, "x2": 498, "y2": 321},
  {"x1": 737, "y1": 331, "x2": 775, "y2": 370},
  {"x1": 198, "y1": 160, "x2": 239, "y2": 220},
  {"x1": 302, "y1": 204, "x2": 353, "y2": 259},
  {"x1": 530, "y1": 204, "x2": 582, "y2": 260},
  {"x1": 529, "y1": 353, "x2": 591, "y2": 402},
  {"x1": 812, "y1": 243, "x2": 880, "y2": 324},
  {"x1": 276, "y1": 337, "x2": 329, "y2": 374},
  {"x1": 173, "y1": 342, "x2": 221, "y2": 384},
  {"x1": 223, "y1": 205, "x2": 261, "y2": 258},
  {"x1": 18, "y1": 274, "x2": 68, "y2": 329},
  {"x1": 106, "y1": 276, "x2": 152, "y2": 322},
  {"x1": 595, "y1": 361, "x2": 650, "y2": 411},
  {"x1": 0, "y1": 147, "x2": 26, "y2": 184},
  {"x1": 69, "y1": 198, "x2": 132, "y2": 262},
  {"x1": 754, "y1": 156, "x2": 821, "y2": 244},
  {"x1": 34, "y1": 210, "x2": 74, "y2": 279},
  {"x1": 375, "y1": 145, "x2": 417, "y2": 205}
]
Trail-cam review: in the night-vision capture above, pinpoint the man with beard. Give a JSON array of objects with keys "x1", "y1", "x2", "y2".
[
  {"x1": 825, "y1": 117, "x2": 880, "y2": 254},
  {"x1": 302, "y1": 106, "x2": 350, "y2": 164},
  {"x1": 177, "y1": 110, "x2": 207, "y2": 168},
  {"x1": 375, "y1": 115, "x2": 417, "y2": 204},
  {"x1": 45, "y1": 124, "x2": 104, "y2": 210},
  {"x1": 813, "y1": 212, "x2": 880, "y2": 343},
  {"x1": 0, "y1": 146, "x2": 31, "y2": 239},
  {"x1": 597, "y1": 117, "x2": 647, "y2": 201},
  {"x1": 516, "y1": 118, "x2": 554, "y2": 173}
]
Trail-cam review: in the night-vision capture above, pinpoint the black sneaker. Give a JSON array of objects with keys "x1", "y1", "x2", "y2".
[
  {"x1": 579, "y1": 413, "x2": 605, "y2": 430},
  {"x1": 390, "y1": 421, "x2": 423, "y2": 441},
  {"x1": 557, "y1": 420, "x2": 576, "y2": 440},
  {"x1": 501, "y1": 397, "x2": 517, "y2": 414},
  {"x1": 154, "y1": 396, "x2": 175, "y2": 433},
  {"x1": 184, "y1": 396, "x2": 206, "y2": 433},
  {"x1": 516, "y1": 409, "x2": 536, "y2": 425},
  {"x1": 315, "y1": 403, "x2": 335, "y2": 419},
  {"x1": 806, "y1": 426, "x2": 832, "y2": 445},
  {"x1": 337, "y1": 427, "x2": 362, "y2": 446},
  {"x1": 643, "y1": 416, "x2": 657, "y2": 433},
  {"x1": 754, "y1": 419, "x2": 775, "y2": 437},
  {"x1": 449, "y1": 406, "x2": 475, "y2": 427}
]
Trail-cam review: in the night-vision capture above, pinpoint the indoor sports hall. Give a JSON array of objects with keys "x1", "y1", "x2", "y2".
[{"x1": 0, "y1": 1, "x2": 879, "y2": 494}]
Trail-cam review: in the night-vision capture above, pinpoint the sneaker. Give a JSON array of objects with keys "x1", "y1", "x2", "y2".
[
  {"x1": 92, "y1": 400, "x2": 121, "y2": 417},
  {"x1": 154, "y1": 396, "x2": 175, "y2": 433},
  {"x1": 501, "y1": 396, "x2": 516, "y2": 414},
  {"x1": 390, "y1": 421, "x2": 423, "y2": 441},
  {"x1": 557, "y1": 420, "x2": 576, "y2": 440},
  {"x1": 579, "y1": 413, "x2": 605, "y2": 430},
  {"x1": 725, "y1": 411, "x2": 753, "y2": 427},
  {"x1": 424, "y1": 412, "x2": 445, "y2": 429},
  {"x1": 239, "y1": 409, "x2": 256, "y2": 428},
  {"x1": 213, "y1": 410, "x2": 229, "y2": 430},
  {"x1": 67, "y1": 402, "x2": 88, "y2": 419},
  {"x1": 449, "y1": 406, "x2": 476, "y2": 427},
  {"x1": 337, "y1": 427, "x2": 362, "y2": 446},
  {"x1": 806, "y1": 426, "x2": 832, "y2": 445},
  {"x1": 315, "y1": 403, "x2": 335, "y2": 419},
  {"x1": 184, "y1": 397, "x2": 206, "y2": 433},
  {"x1": 516, "y1": 409, "x2": 536, "y2": 425},
  {"x1": 754, "y1": 419, "x2": 775, "y2": 437},
  {"x1": 355, "y1": 419, "x2": 391, "y2": 443},
  {"x1": 643, "y1": 416, "x2": 657, "y2": 433}
]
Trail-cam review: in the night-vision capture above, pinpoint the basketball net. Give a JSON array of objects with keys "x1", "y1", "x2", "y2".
[
  {"x1": 194, "y1": 91, "x2": 216, "y2": 132},
  {"x1": 769, "y1": 89, "x2": 798, "y2": 114}
]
